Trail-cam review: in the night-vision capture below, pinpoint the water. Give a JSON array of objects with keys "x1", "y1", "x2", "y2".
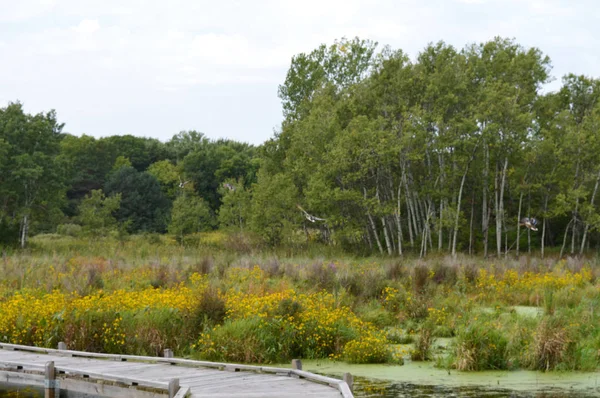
[
  {"x1": 296, "y1": 360, "x2": 600, "y2": 398},
  {"x1": 0, "y1": 384, "x2": 43, "y2": 398},
  {"x1": 0, "y1": 384, "x2": 102, "y2": 398},
  {"x1": 353, "y1": 377, "x2": 599, "y2": 397}
]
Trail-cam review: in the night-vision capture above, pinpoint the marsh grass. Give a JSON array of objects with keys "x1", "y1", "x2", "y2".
[
  {"x1": 528, "y1": 315, "x2": 576, "y2": 371},
  {"x1": 1, "y1": 234, "x2": 599, "y2": 369},
  {"x1": 411, "y1": 322, "x2": 434, "y2": 361},
  {"x1": 452, "y1": 316, "x2": 509, "y2": 371}
]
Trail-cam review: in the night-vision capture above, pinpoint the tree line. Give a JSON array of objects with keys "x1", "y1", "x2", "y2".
[{"x1": 2, "y1": 36, "x2": 600, "y2": 257}]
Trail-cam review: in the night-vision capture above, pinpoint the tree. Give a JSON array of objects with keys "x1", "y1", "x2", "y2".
[
  {"x1": 59, "y1": 134, "x2": 117, "y2": 216},
  {"x1": 182, "y1": 139, "x2": 258, "y2": 211},
  {"x1": 104, "y1": 167, "x2": 171, "y2": 233},
  {"x1": 147, "y1": 160, "x2": 181, "y2": 200},
  {"x1": 278, "y1": 37, "x2": 378, "y2": 120},
  {"x1": 0, "y1": 102, "x2": 67, "y2": 247},
  {"x1": 169, "y1": 194, "x2": 214, "y2": 241},
  {"x1": 218, "y1": 179, "x2": 252, "y2": 230},
  {"x1": 103, "y1": 135, "x2": 169, "y2": 171},
  {"x1": 249, "y1": 169, "x2": 299, "y2": 246},
  {"x1": 167, "y1": 130, "x2": 209, "y2": 162},
  {"x1": 78, "y1": 189, "x2": 121, "y2": 236}
]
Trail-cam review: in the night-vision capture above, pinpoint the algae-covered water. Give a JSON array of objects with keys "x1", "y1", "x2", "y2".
[
  {"x1": 0, "y1": 383, "x2": 101, "y2": 397},
  {"x1": 298, "y1": 359, "x2": 600, "y2": 397},
  {"x1": 0, "y1": 384, "x2": 43, "y2": 397},
  {"x1": 296, "y1": 306, "x2": 599, "y2": 397}
]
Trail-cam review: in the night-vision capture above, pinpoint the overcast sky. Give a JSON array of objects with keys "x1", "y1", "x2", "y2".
[{"x1": 1, "y1": 0, "x2": 598, "y2": 145}]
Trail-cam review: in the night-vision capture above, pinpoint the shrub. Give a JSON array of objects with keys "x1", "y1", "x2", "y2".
[
  {"x1": 57, "y1": 223, "x2": 82, "y2": 237},
  {"x1": 193, "y1": 287, "x2": 226, "y2": 328},
  {"x1": 385, "y1": 261, "x2": 406, "y2": 280},
  {"x1": 385, "y1": 327, "x2": 414, "y2": 344},
  {"x1": 452, "y1": 318, "x2": 508, "y2": 370},
  {"x1": 432, "y1": 263, "x2": 458, "y2": 286},
  {"x1": 343, "y1": 332, "x2": 390, "y2": 363},
  {"x1": 528, "y1": 316, "x2": 576, "y2": 371},
  {"x1": 411, "y1": 322, "x2": 434, "y2": 361},
  {"x1": 413, "y1": 265, "x2": 430, "y2": 295},
  {"x1": 304, "y1": 261, "x2": 336, "y2": 291},
  {"x1": 355, "y1": 301, "x2": 396, "y2": 328},
  {"x1": 197, "y1": 289, "x2": 381, "y2": 363}
]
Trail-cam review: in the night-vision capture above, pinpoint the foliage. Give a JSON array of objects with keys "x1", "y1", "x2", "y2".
[
  {"x1": 2, "y1": 239, "x2": 600, "y2": 371},
  {"x1": 249, "y1": 169, "x2": 299, "y2": 246},
  {"x1": 77, "y1": 189, "x2": 121, "y2": 236},
  {"x1": 104, "y1": 166, "x2": 171, "y2": 233},
  {"x1": 452, "y1": 316, "x2": 509, "y2": 370},
  {"x1": 168, "y1": 194, "x2": 215, "y2": 241}
]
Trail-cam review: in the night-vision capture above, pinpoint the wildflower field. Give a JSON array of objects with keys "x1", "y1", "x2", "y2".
[{"x1": 1, "y1": 233, "x2": 600, "y2": 371}]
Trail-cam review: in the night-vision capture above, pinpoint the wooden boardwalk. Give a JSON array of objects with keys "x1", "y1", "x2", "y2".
[{"x1": 0, "y1": 343, "x2": 352, "y2": 398}]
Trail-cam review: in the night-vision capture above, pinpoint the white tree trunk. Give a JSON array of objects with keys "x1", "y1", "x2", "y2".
[
  {"x1": 516, "y1": 191, "x2": 524, "y2": 257},
  {"x1": 496, "y1": 157, "x2": 508, "y2": 257},
  {"x1": 580, "y1": 169, "x2": 600, "y2": 255},
  {"x1": 20, "y1": 214, "x2": 29, "y2": 249}
]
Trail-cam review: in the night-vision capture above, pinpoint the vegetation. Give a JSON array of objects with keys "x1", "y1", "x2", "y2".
[
  {"x1": 2, "y1": 36, "x2": 600, "y2": 373},
  {"x1": 1, "y1": 36, "x2": 600, "y2": 258},
  {"x1": 0, "y1": 235, "x2": 597, "y2": 371}
]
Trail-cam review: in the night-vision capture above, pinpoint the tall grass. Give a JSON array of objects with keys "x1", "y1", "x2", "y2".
[{"x1": 0, "y1": 234, "x2": 599, "y2": 370}]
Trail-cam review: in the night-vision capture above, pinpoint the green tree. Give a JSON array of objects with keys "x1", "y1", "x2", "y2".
[
  {"x1": 104, "y1": 166, "x2": 171, "y2": 233},
  {"x1": 147, "y1": 160, "x2": 181, "y2": 200},
  {"x1": 59, "y1": 134, "x2": 117, "y2": 217},
  {"x1": 78, "y1": 189, "x2": 121, "y2": 236},
  {"x1": 0, "y1": 102, "x2": 67, "y2": 247},
  {"x1": 169, "y1": 194, "x2": 214, "y2": 241},
  {"x1": 218, "y1": 179, "x2": 251, "y2": 230},
  {"x1": 249, "y1": 169, "x2": 299, "y2": 246}
]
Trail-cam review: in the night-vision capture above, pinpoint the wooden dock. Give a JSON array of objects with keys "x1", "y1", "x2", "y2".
[{"x1": 0, "y1": 343, "x2": 353, "y2": 398}]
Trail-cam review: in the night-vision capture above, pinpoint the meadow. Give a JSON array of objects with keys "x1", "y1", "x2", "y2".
[{"x1": 1, "y1": 232, "x2": 599, "y2": 372}]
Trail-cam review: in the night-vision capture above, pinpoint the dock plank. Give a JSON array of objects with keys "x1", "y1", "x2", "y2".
[{"x1": 0, "y1": 344, "x2": 350, "y2": 397}]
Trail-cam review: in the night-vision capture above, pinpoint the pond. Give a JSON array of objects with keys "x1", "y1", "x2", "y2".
[
  {"x1": 0, "y1": 384, "x2": 43, "y2": 398},
  {"x1": 0, "y1": 383, "x2": 102, "y2": 398},
  {"x1": 298, "y1": 359, "x2": 600, "y2": 397}
]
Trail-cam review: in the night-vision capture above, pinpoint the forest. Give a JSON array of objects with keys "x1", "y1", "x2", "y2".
[{"x1": 1, "y1": 36, "x2": 600, "y2": 258}]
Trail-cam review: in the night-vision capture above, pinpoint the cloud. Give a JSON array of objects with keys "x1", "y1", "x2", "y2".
[
  {"x1": 1, "y1": 0, "x2": 599, "y2": 145},
  {"x1": 74, "y1": 19, "x2": 101, "y2": 34},
  {"x1": 0, "y1": 0, "x2": 56, "y2": 22}
]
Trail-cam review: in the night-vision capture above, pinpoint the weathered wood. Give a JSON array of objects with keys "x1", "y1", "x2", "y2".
[
  {"x1": 164, "y1": 349, "x2": 174, "y2": 358},
  {"x1": 45, "y1": 361, "x2": 57, "y2": 398},
  {"x1": 57, "y1": 342, "x2": 67, "y2": 350},
  {"x1": 343, "y1": 372, "x2": 353, "y2": 390},
  {"x1": 291, "y1": 359, "x2": 302, "y2": 370},
  {"x1": 173, "y1": 386, "x2": 190, "y2": 398},
  {"x1": 168, "y1": 378, "x2": 179, "y2": 398},
  {"x1": 0, "y1": 343, "x2": 350, "y2": 397}
]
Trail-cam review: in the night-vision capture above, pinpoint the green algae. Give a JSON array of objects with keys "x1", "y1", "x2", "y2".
[{"x1": 286, "y1": 359, "x2": 600, "y2": 397}]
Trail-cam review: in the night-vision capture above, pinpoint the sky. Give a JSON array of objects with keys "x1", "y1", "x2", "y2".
[{"x1": 1, "y1": 0, "x2": 598, "y2": 146}]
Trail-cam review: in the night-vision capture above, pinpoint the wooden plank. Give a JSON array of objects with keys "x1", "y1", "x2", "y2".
[
  {"x1": 173, "y1": 386, "x2": 190, "y2": 398},
  {"x1": 292, "y1": 369, "x2": 344, "y2": 386},
  {"x1": 0, "y1": 344, "x2": 351, "y2": 397},
  {"x1": 183, "y1": 373, "x2": 261, "y2": 387},
  {"x1": 189, "y1": 393, "x2": 340, "y2": 398},
  {"x1": 59, "y1": 378, "x2": 166, "y2": 398}
]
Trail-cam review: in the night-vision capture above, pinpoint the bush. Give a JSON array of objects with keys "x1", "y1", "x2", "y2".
[
  {"x1": 413, "y1": 265, "x2": 430, "y2": 295},
  {"x1": 528, "y1": 315, "x2": 576, "y2": 371},
  {"x1": 452, "y1": 318, "x2": 508, "y2": 370},
  {"x1": 194, "y1": 287, "x2": 226, "y2": 327},
  {"x1": 57, "y1": 223, "x2": 82, "y2": 237},
  {"x1": 432, "y1": 263, "x2": 458, "y2": 286},
  {"x1": 343, "y1": 332, "x2": 390, "y2": 363},
  {"x1": 355, "y1": 301, "x2": 396, "y2": 328},
  {"x1": 411, "y1": 322, "x2": 434, "y2": 361},
  {"x1": 385, "y1": 327, "x2": 414, "y2": 344}
]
